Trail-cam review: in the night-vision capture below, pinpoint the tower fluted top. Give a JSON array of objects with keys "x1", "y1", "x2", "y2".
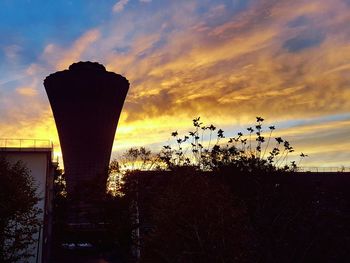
[
  {"x1": 44, "y1": 61, "x2": 129, "y2": 86},
  {"x1": 68, "y1": 61, "x2": 106, "y2": 71}
]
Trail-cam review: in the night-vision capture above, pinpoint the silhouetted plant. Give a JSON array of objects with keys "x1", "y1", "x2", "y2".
[
  {"x1": 159, "y1": 117, "x2": 307, "y2": 173},
  {"x1": 107, "y1": 147, "x2": 158, "y2": 196},
  {"x1": 118, "y1": 147, "x2": 158, "y2": 171}
]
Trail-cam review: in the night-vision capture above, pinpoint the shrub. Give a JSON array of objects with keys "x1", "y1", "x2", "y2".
[
  {"x1": 116, "y1": 117, "x2": 310, "y2": 262},
  {"x1": 159, "y1": 117, "x2": 307, "y2": 173}
]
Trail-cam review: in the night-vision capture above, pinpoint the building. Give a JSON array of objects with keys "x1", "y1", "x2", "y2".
[{"x1": 0, "y1": 139, "x2": 57, "y2": 263}]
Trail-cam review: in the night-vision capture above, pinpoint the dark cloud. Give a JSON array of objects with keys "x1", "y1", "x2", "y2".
[
  {"x1": 287, "y1": 15, "x2": 310, "y2": 28},
  {"x1": 283, "y1": 31, "x2": 325, "y2": 52},
  {"x1": 124, "y1": 89, "x2": 177, "y2": 122}
]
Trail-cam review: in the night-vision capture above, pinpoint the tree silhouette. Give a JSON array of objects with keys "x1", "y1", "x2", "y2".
[
  {"x1": 0, "y1": 156, "x2": 41, "y2": 262},
  {"x1": 159, "y1": 117, "x2": 306, "y2": 173}
]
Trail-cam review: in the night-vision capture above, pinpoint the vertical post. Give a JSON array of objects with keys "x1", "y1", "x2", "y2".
[
  {"x1": 131, "y1": 178, "x2": 141, "y2": 262},
  {"x1": 36, "y1": 224, "x2": 42, "y2": 263}
]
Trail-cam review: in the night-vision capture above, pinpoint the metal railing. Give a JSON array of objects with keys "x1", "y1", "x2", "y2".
[
  {"x1": 298, "y1": 167, "x2": 350, "y2": 173},
  {"x1": 0, "y1": 139, "x2": 53, "y2": 149}
]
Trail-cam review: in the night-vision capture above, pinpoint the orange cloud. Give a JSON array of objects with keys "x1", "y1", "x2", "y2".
[
  {"x1": 16, "y1": 87, "x2": 38, "y2": 97},
  {"x1": 95, "y1": 0, "x2": 349, "y2": 129},
  {"x1": 1, "y1": 0, "x2": 350, "y2": 167}
]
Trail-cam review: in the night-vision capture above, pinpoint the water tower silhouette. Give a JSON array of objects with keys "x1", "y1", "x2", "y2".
[{"x1": 44, "y1": 61, "x2": 129, "y2": 224}]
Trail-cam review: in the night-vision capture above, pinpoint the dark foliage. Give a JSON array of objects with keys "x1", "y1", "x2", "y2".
[
  {"x1": 51, "y1": 168, "x2": 68, "y2": 254},
  {"x1": 223, "y1": 171, "x2": 350, "y2": 262},
  {"x1": 0, "y1": 156, "x2": 41, "y2": 262},
  {"x1": 120, "y1": 169, "x2": 350, "y2": 263},
  {"x1": 113, "y1": 118, "x2": 350, "y2": 262},
  {"x1": 123, "y1": 170, "x2": 255, "y2": 263}
]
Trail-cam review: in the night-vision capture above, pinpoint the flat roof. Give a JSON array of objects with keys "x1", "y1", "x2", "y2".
[{"x1": 0, "y1": 147, "x2": 53, "y2": 153}]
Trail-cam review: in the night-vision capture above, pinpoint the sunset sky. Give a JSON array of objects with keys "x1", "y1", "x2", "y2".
[{"x1": 0, "y1": 0, "x2": 350, "y2": 168}]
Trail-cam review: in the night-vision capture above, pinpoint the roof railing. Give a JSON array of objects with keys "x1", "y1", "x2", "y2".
[
  {"x1": 0, "y1": 139, "x2": 53, "y2": 150},
  {"x1": 298, "y1": 167, "x2": 350, "y2": 173}
]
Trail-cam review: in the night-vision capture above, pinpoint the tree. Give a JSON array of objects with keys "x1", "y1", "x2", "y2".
[
  {"x1": 116, "y1": 117, "x2": 311, "y2": 262},
  {"x1": 0, "y1": 156, "x2": 41, "y2": 263}
]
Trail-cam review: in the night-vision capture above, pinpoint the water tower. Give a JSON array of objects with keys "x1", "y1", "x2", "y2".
[{"x1": 44, "y1": 61, "x2": 129, "y2": 225}]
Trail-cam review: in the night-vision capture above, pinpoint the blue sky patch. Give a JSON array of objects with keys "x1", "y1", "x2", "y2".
[{"x1": 283, "y1": 32, "x2": 325, "y2": 52}]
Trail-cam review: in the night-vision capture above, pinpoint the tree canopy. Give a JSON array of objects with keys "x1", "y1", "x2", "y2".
[{"x1": 0, "y1": 156, "x2": 41, "y2": 263}]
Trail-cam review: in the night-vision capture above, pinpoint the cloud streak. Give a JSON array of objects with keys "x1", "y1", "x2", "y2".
[{"x1": 113, "y1": 0, "x2": 130, "y2": 13}]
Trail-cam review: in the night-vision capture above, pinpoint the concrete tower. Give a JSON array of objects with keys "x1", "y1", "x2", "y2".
[{"x1": 44, "y1": 62, "x2": 129, "y2": 224}]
